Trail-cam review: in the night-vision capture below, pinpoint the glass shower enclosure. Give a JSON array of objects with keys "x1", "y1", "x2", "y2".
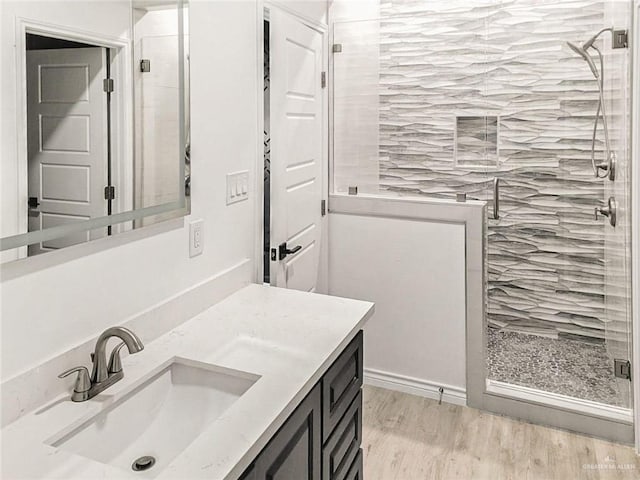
[{"x1": 332, "y1": 0, "x2": 633, "y2": 440}]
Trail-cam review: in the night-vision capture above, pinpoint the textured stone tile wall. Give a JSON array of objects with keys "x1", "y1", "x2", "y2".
[{"x1": 375, "y1": 0, "x2": 625, "y2": 338}]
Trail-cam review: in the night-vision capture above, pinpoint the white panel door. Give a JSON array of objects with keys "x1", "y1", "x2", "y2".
[
  {"x1": 269, "y1": 8, "x2": 324, "y2": 292},
  {"x1": 26, "y1": 47, "x2": 107, "y2": 254}
]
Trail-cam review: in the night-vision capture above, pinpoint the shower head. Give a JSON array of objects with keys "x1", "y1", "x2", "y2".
[
  {"x1": 567, "y1": 27, "x2": 615, "y2": 79},
  {"x1": 566, "y1": 41, "x2": 600, "y2": 79}
]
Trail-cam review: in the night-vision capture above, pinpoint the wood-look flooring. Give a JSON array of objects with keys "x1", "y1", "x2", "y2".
[{"x1": 362, "y1": 385, "x2": 639, "y2": 480}]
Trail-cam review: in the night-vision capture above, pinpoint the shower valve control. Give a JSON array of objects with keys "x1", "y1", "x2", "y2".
[{"x1": 594, "y1": 197, "x2": 617, "y2": 227}]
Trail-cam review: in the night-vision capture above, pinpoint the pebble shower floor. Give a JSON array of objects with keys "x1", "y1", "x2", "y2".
[{"x1": 487, "y1": 328, "x2": 626, "y2": 407}]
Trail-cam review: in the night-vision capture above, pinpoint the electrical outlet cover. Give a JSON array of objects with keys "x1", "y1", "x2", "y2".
[{"x1": 189, "y1": 219, "x2": 204, "y2": 257}]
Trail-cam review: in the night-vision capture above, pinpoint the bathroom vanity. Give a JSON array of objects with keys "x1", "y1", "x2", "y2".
[
  {"x1": 240, "y1": 331, "x2": 364, "y2": 480},
  {"x1": 0, "y1": 284, "x2": 373, "y2": 479}
]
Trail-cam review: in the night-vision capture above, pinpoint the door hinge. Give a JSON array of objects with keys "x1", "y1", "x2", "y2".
[
  {"x1": 321, "y1": 71, "x2": 327, "y2": 89},
  {"x1": 332, "y1": 43, "x2": 342, "y2": 53},
  {"x1": 140, "y1": 59, "x2": 151, "y2": 72},
  {"x1": 103, "y1": 78, "x2": 114, "y2": 93},
  {"x1": 614, "y1": 359, "x2": 631, "y2": 380},
  {"x1": 321, "y1": 199, "x2": 326, "y2": 216},
  {"x1": 104, "y1": 185, "x2": 116, "y2": 200}
]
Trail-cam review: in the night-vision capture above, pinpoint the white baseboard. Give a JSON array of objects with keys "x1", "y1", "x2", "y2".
[{"x1": 364, "y1": 368, "x2": 467, "y2": 406}]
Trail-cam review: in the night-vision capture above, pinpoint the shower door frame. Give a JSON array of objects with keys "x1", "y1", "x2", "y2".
[
  {"x1": 632, "y1": 0, "x2": 640, "y2": 454},
  {"x1": 468, "y1": 171, "x2": 635, "y2": 442},
  {"x1": 467, "y1": 140, "x2": 636, "y2": 444},
  {"x1": 468, "y1": 2, "x2": 638, "y2": 446}
]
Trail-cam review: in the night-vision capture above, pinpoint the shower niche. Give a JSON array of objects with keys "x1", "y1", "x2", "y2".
[{"x1": 454, "y1": 115, "x2": 499, "y2": 169}]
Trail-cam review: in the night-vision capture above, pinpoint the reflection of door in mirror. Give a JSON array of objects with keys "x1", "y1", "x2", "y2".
[
  {"x1": 26, "y1": 35, "x2": 109, "y2": 256},
  {"x1": 1, "y1": 4, "x2": 189, "y2": 264}
]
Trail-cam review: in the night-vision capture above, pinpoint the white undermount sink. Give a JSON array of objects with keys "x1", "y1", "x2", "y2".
[{"x1": 48, "y1": 358, "x2": 260, "y2": 477}]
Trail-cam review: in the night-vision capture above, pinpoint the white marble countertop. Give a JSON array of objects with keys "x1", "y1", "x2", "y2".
[{"x1": 1, "y1": 284, "x2": 374, "y2": 479}]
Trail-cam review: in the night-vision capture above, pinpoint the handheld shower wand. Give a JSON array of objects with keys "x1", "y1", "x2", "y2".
[
  {"x1": 566, "y1": 41, "x2": 600, "y2": 79},
  {"x1": 566, "y1": 27, "x2": 614, "y2": 77},
  {"x1": 566, "y1": 27, "x2": 617, "y2": 180}
]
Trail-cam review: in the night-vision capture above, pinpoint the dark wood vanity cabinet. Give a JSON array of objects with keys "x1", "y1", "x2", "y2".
[
  {"x1": 240, "y1": 331, "x2": 364, "y2": 480},
  {"x1": 322, "y1": 390, "x2": 362, "y2": 480},
  {"x1": 242, "y1": 384, "x2": 322, "y2": 480}
]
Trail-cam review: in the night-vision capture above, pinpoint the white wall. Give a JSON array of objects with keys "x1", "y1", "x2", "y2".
[
  {"x1": 329, "y1": 0, "x2": 379, "y2": 21},
  {"x1": 0, "y1": 0, "x2": 259, "y2": 380},
  {"x1": 328, "y1": 211, "x2": 467, "y2": 401}
]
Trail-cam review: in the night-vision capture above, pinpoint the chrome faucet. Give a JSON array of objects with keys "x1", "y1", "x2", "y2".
[{"x1": 59, "y1": 327, "x2": 144, "y2": 402}]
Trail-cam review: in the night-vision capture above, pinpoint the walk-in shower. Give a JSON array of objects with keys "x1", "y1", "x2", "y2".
[{"x1": 331, "y1": 0, "x2": 634, "y2": 441}]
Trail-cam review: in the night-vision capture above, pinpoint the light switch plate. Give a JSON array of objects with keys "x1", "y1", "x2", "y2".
[
  {"x1": 189, "y1": 219, "x2": 204, "y2": 257},
  {"x1": 226, "y1": 170, "x2": 249, "y2": 205}
]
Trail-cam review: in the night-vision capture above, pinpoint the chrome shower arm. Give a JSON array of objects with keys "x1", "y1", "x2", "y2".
[{"x1": 582, "y1": 27, "x2": 614, "y2": 50}]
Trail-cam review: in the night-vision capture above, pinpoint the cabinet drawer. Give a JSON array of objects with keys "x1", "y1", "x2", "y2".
[
  {"x1": 322, "y1": 390, "x2": 362, "y2": 480},
  {"x1": 322, "y1": 331, "x2": 363, "y2": 442},
  {"x1": 344, "y1": 449, "x2": 363, "y2": 480}
]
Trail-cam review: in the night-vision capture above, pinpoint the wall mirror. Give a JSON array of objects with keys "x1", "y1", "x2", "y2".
[{"x1": 0, "y1": 0, "x2": 190, "y2": 263}]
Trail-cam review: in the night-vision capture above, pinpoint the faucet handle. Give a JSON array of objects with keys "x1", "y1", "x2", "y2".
[
  {"x1": 108, "y1": 342, "x2": 126, "y2": 374},
  {"x1": 595, "y1": 197, "x2": 617, "y2": 227},
  {"x1": 58, "y1": 366, "x2": 91, "y2": 393}
]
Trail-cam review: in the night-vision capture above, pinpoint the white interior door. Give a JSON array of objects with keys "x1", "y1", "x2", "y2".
[
  {"x1": 269, "y1": 8, "x2": 324, "y2": 292},
  {"x1": 26, "y1": 47, "x2": 107, "y2": 255}
]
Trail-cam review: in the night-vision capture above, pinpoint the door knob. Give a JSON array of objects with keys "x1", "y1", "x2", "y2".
[
  {"x1": 278, "y1": 242, "x2": 302, "y2": 260},
  {"x1": 595, "y1": 197, "x2": 617, "y2": 227}
]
